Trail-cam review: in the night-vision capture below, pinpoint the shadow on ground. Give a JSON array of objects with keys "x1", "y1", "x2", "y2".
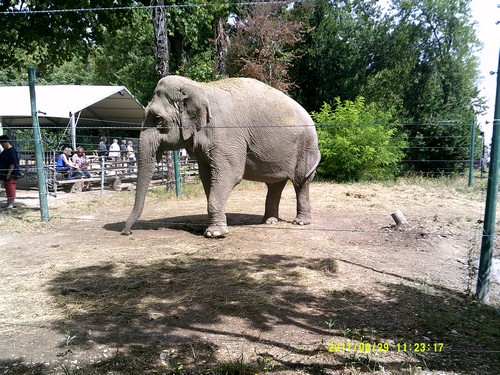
[
  {"x1": 16, "y1": 253, "x2": 496, "y2": 374},
  {"x1": 104, "y1": 212, "x2": 267, "y2": 236}
]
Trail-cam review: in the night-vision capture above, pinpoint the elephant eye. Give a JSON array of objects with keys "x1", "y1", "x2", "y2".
[{"x1": 153, "y1": 115, "x2": 164, "y2": 125}]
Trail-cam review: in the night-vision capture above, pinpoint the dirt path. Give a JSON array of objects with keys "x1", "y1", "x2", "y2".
[{"x1": 0, "y1": 180, "x2": 498, "y2": 374}]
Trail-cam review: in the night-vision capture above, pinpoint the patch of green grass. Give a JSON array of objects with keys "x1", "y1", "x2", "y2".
[
  {"x1": 148, "y1": 180, "x2": 264, "y2": 200},
  {"x1": 148, "y1": 182, "x2": 205, "y2": 200},
  {"x1": 211, "y1": 354, "x2": 253, "y2": 375}
]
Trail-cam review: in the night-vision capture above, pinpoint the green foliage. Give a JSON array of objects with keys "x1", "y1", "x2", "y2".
[
  {"x1": 370, "y1": 0, "x2": 482, "y2": 125},
  {"x1": 0, "y1": 0, "x2": 139, "y2": 71},
  {"x1": 91, "y1": 9, "x2": 157, "y2": 104},
  {"x1": 381, "y1": 0, "x2": 481, "y2": 174},
  {"x1": 39, "y1": 9, "x2": 157, "y2": 104},
  {"x1": 291, "y1": 0, "x2": 390, "y2": 109},
  {"x1": 175, "y1": 50, "x2": 219, "y2": 82},
  {"x1": 292, "y1": 0, "x2": 482, "y2": 175},
  {"x1": 43, "y1": 58, "x2": 96, "y2": 86},
  {"x1": 0, "y1": 48, "x2": 40, "y2": 85},
  {"x1": 311, "y1": 97, "x2": 407, "y2": 182},
  {"x1": 161, "y1": 0, "x2": 222, "y2": 80},
  {"x1": 14, "y1": 129, "x2": 69, "y2": 151}
]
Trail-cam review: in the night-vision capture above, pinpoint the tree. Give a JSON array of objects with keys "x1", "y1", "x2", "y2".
[
  {"x1": 380, "y1": 0, "x2": 482, "y2": 173},
  {"x1": 311, "y1": 97, "x2": 407, "y2": 182},
  {"x1": 363, "y1": 0, "x2": 482, "y2": 122},
  {"x1": 0, "y1": 0, "x2": 138, "y2": 72},
  {"x1": 291, "y1": 0, "x2": 483, "y2": 174},
  {"x1": 226, "y1": 3, "x2": 305, "y2": 92},
  {"x1": 42, "y1": 9, "x2": 157, "y2": 105},
  {"x1": 163, "y1": 0, "x2": 218, "y2": 79},
  {"x1": 0, "y1": 1, "x2": 219, "y2": 87},
  {"x1": 91, "y1": 10, "x2": 158, "y2": 105},
  {"x1": 291, "y1": 0, "x2": 390, "y2": 109}
]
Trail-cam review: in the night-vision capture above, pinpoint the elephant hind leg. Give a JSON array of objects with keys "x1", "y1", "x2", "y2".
[
  {"x1": 263, "y1": 180, "x2": 287, "y2": 224},
  {"x1": 292, "y1": 177, "x2": 313, "y2": 225}
]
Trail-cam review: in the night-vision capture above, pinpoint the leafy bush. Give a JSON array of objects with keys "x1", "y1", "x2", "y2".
[{"x1": 311, "y1": 97, "x2": 407, "y2": 182}]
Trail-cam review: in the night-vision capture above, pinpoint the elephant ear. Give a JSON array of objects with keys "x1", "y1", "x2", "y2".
[{"x1": 179, "y1": 84, "x2": 212, "y2": 141}]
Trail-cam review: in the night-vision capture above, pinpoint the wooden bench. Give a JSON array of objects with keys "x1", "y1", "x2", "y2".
[
  {"x1": 52, "y1": 174, "x2": 128, "y2": 196},
  {"x1": 48, "y1": 159, "x2": 199, "y2": 195}
]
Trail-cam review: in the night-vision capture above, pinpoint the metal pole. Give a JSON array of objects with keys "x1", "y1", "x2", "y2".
[
  {"x1": 480, "y1": 132, "x2": 485, "y2": 179},
  {"x1": 173, "y1": 150, "x2": 181, "y2": 197},
  {"x1": 101, "y1": 156, "x2": 105, "y2": 195},
  {"x1": 468, "y1": 120, "x2": 476, "y2": 187},
  {"x1": 28, "y1": 68, "x2": 50, "y2": 222},
  {"x1": 476, "y1": 50, "x2": 500, "y2": 303},
  {"x1": 70, "y1": 112, "x2": 77, "y2": 150}
]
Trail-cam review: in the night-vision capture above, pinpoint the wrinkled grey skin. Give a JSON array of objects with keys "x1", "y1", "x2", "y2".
[{"x1": 122, "y1": 75, "x2": 321, "y2": 238}]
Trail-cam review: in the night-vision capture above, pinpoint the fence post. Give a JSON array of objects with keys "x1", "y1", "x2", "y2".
[
  {"x1": 476, "y1": 49, "x2": 500, "y2": 303},
  {"x1": 100, "y1": 156, "x2": 105, "y2": 195},
  {"x1": 28, "y1": 68, "x2": 50, "y2": 222},
  {"x1": 468, "y1": 120, "x2": 476, "y2": 187},
  {"x1": 173, "y1": 150, "x2": 181, "y2": 197}
]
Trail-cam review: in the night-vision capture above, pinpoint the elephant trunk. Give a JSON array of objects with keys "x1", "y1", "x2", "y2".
[{"x1": 122, "y1": 128, "x2": 162, "y2": 235}]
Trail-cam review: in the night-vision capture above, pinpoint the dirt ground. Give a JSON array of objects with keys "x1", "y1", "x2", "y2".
[{"x1": 0, "y1": 179, "x2": 498, "y2": 374}]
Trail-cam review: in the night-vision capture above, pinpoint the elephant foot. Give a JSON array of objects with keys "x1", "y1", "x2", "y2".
[
  {"x1": 204, "y1": 224, "x2": 229, "y2": 238},
  {"x1": 121, "y1": 229, "x2": 132, "y2": 235},
  {"x1": 293, "y1": 216, "x2": 311, "y2": 226},
  {"x1": 264, "y1": 216, "x2": 279, "y2": 224}
]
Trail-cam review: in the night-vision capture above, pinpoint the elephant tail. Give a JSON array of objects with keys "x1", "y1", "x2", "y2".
[{"x1": 305, "y1": 151, "x2": 321, "y2": 179}]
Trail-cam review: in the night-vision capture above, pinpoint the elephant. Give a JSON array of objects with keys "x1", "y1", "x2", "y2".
[{"x1": 122, "y1": 75, "x2": 321, "y2": 238}]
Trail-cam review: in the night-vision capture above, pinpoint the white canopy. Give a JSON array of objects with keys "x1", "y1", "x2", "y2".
[
  {"x1": 0, "y1": 84, "x2": 145, "y2": 149},
  {"x1": 0, "y1": 85, "x2": 145, "y2": 127}
]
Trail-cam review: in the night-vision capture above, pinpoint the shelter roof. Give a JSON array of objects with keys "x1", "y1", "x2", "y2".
[{"x1": 0, "y1": 85, "x2": 145, "y2": 128}]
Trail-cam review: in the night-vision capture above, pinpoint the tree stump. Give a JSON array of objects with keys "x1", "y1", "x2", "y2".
[
  {"x1": 391, "y1": 209, "x2": 410, "y2": 228},
  {"x1": 70, "y1": 181, "x2": 83, "y2": 193},
  {"x1": 113, "y1": 177, "x2": 122, "y2": 191}
]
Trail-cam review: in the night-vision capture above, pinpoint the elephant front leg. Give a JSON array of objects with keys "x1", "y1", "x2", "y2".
[
  {"x1": 293, "y1": 180, "x2": 312, "y2": 225},
  {"x1": 204, "y1": 221, "x2": 229, "y2": 238},
  {"x1": 263, "y1": 180, "x2": 287, "y2": 224},
  {"x1": 204, "y1": 181, "x2": 234, "y2": 238}
]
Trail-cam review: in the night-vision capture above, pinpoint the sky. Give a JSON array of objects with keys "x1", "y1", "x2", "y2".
[{"x1": 470, "y1": 0, "x2": 499, "y2": 143}]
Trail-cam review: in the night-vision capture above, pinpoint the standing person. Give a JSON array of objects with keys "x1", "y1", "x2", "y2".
[
  {"x1": 108, "y1": 139, "x2": 121, "y2": 169},
  {"x1": 56, "y1": 147, "x2": 79, "y2": 179},
  {"x1": 127, "y1": 140, "x2": 136, "y2": 173},
  {"x1": 120, "y1": 139, "x2": 128, "y2": 170},
  {"x1": 179, "y1": 148, "x2": 189, "y2": 163},
  {"x1": 0, "y1": 135, "x2": 21, "y2": 209},
  {"x1": 72, "y1": 146, "x2": 92, "y2": 191},
  {"x1": 98, "y1": 137, "x2": 107, "y2": 157}
]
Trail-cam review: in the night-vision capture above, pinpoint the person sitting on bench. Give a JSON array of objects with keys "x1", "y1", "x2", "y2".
[
  {"x1": 72, "y1": 146, "x2": 92, "y2": 191},
  {"x1": 56, "y1": 147, "x2": 79, "y2": 179}
]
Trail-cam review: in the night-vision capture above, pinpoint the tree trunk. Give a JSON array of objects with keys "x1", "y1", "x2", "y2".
[
  {"x1": 391, "y1": 209, "x2": 410, "y2": 227},
  {"x1": 152, "y1": 0, "x2": 174, "y2": 191},
  {"x1": 165, "y1": 150, "x2": 174, "y2": 191},
  {"x1": 171, "y1": 29, "x2": 188, "y2": 70},
  {"x1": 214, "y1": 15, "x2": 228, "y2": 76},
  {"x1": 152, "y1": 0, "x2": 169, "y2": 77}
]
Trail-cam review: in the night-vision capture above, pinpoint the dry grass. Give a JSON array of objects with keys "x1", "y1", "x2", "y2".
[{"x1": 0, "y1": 177, "x2": 498, "y2": 374}]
